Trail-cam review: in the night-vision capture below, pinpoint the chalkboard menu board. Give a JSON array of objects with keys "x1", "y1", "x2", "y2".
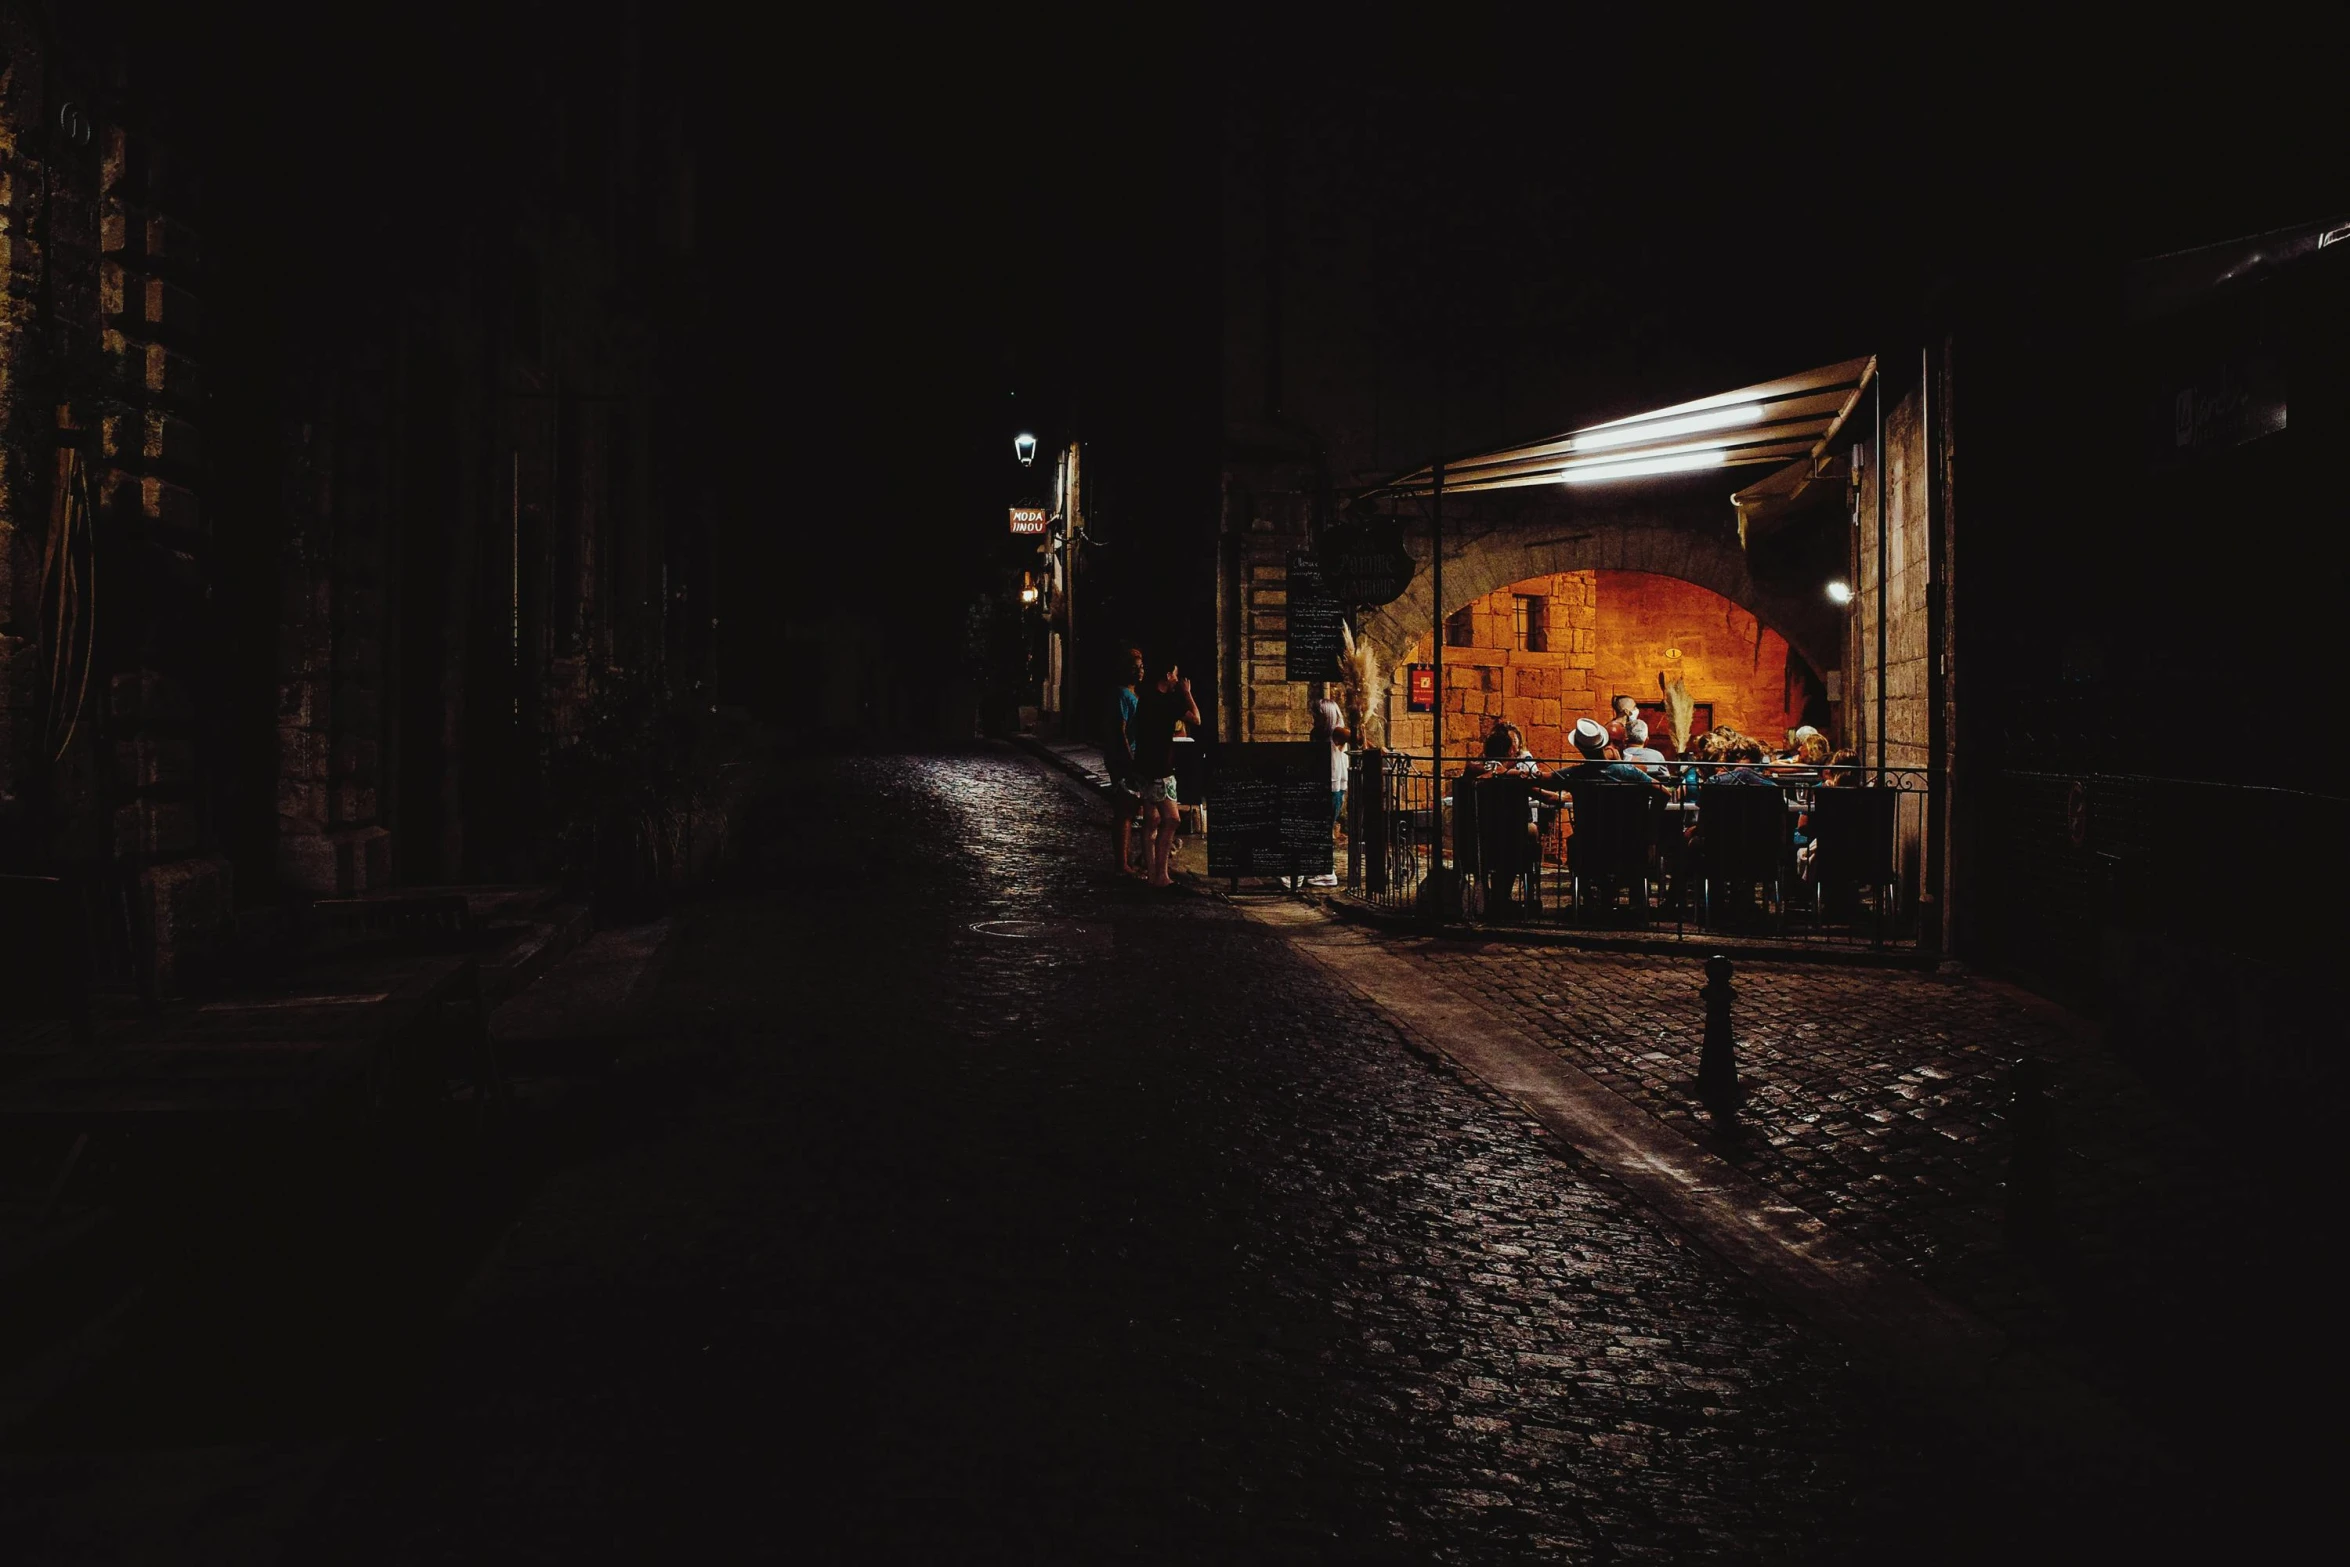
[
  {"x1": 1284, "y1": 550, "x2": 1346, "y2": 682},
  {"x1": 1206, "y1": 743, "x2": 1334, "y2": 879}
]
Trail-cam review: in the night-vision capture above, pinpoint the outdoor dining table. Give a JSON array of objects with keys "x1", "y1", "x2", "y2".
[{"x1": 1662, "y1": 799, "x2": 1806, "y2": 812}]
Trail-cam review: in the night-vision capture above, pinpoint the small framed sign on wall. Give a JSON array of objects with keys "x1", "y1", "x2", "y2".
[{"x1": 1407, "y1": 664, "x2": 1435, "y2": 713}]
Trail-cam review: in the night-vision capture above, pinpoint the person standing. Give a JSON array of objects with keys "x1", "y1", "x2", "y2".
[
  {"x1": 1307, "y1": 683, "x2": 1351, "y2": 888},
  {"x1": 1105, "y1": 647, "x2": 1147, "y2": 878},
  {"x1": 1129, "y1": 655, "x2": 1201, "y2": 889},
  {"x1": 1606, "y1": 694, "x2": 1641, "y2": 751}
]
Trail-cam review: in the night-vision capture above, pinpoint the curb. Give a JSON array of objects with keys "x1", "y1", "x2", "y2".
[
  {"x1": 1311, "y1": 890, "x2": 1944, "y2": 970},
  {"x1": 1009, "y1": 732, "x2": 1112, "y2": 796},
  {"x1": 1235, "y1": 894, "x2": 2167, "y2": 1500}
]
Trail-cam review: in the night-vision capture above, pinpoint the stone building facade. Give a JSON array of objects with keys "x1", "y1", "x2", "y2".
[
  {"x1": 0, "y1": 3, "x2": 707, "y2": 993},
  {"x1": 0, "y1": 9, "x2": 227, "y2": 990},
  {"x1": 1386, "y1": 570, "x2": 1808, "y2": 762},
  {"x1": 1217, "y1": 473, "x2": 1838, "y2": 757}
]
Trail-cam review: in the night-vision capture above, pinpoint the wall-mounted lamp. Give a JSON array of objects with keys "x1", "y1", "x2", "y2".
[
  {"x1": 1014, "y1": 433, "x2": 1038, "y2": 466},
  {"x1": 1020, "y1": 586, "x2": 1039, "y2": 604},
  {"x1": 1826, "y1": 580, "x2": 1854, "y2": 606}
]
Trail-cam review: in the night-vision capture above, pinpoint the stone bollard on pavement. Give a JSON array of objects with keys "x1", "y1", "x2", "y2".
[{"x1": 1697, "y1": 953, "x2": 1743, "y2": 1122}]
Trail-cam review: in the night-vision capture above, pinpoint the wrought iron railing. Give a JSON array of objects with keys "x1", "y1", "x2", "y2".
[{"x1": 1345, "y1": 751, "x2": 1933, "y2": 946}]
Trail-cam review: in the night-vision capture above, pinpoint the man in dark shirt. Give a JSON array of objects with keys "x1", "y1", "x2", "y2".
[
  {"x1": 1105, "y1": 647, "x2": 1147, "y2": 878},
  {"x1": 1130, "y1": 656, "x2": 1201, "y2": 888}
]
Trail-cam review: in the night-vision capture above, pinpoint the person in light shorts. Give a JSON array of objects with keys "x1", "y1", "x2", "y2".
[{"x1": 1128, "y1": 656, "x2": 1201, "y2": 888}]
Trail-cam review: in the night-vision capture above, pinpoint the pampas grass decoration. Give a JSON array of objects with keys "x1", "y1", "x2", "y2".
[
  {"x1": 1658, "y1": 670, "x2": 1694, "y2": 754},
  {"x1": 1340, "y1": 620, "x2": 1384, "y2": 750}
]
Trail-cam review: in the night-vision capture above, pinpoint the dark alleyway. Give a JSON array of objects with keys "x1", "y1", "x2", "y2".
[
  {"x1": 270, "y1": 748, "x2": 2107, "y2": 1563},
  {"x1": 5, "y1": 748, "x2": 2233, "y2": 1562}
]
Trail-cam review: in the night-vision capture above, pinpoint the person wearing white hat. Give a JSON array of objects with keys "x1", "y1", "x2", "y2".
[{"x1": 1544, "y1": 717, "x2": 1666, "y2": 791}]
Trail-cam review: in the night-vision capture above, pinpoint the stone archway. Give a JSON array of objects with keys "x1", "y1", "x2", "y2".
[
  {"x1": 1337, "y1": 484, "x2": 1843, "y2": 758},
  {"x1": 1360, "y1": 509, "x2": 1837, "y2": 684}
]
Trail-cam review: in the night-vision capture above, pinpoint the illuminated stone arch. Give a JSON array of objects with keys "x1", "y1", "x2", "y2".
[{"x1": 1358, "y1": 506, "x2": 1837, "y2": 688}]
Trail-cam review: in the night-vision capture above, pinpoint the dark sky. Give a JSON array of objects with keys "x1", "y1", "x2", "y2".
[
  {"x1": 80, "y1": 8, "x2": 2349, "y2": 691},
  {"x1": 719, "y1": 30, "x2": 2344, "y2": 636}
]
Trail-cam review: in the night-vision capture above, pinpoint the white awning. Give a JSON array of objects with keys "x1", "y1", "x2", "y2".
[{"x1": 1382, "y1": 356, "x2": 1875, "y2": 498}]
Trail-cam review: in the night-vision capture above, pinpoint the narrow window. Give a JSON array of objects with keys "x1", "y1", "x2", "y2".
[
  {"x1": 1445, "y1": 607, "x2": 1474, "y2": 647},
  {"x1": 1514, "y1": 594, "x2": 1548, "y2": 651}
]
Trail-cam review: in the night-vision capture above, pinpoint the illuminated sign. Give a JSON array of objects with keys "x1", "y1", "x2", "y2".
[{"x1": 1009, "y1": 506, "x2": 1049, "y2": 534}]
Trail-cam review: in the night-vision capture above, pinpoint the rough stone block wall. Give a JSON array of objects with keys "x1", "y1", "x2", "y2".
[
  {"x1": 1390, "y1": 570, "x2": 1798, "y2": 762},
  {"x1": 0, "y1": 51, "x2": 231, "y2": 991},
  {"x1": 1855, "y1": 391, "x2": 1932, "y2": 898},
  {"x1": 1220, "y1": 484, "x2": 1316, "y2": 743},
  {"x1": 275, "y1": 359, "x2": 399, "y2": 897},
  {"x1": 102, "y1": 122, "x2": 233, "y2": 985}
]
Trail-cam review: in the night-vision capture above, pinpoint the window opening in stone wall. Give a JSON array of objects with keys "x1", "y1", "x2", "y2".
[
  {"x1": 1514, "y1": 594, "x2": 1548, "y2": 652},
  {"x1": 1445, "y1": 607, "x2": 1474, "y2": 647}
]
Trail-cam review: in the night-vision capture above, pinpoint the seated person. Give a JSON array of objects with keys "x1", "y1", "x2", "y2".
[
  {"x1": 1709, "y1": 734, "x2": 1780, "y2": 786},
  {"x1": 1677, "y1": 728, "x2": 1724, "y2": 789},
  {"x1": 1543, "y1": 718, "x2": 1667, "y2": 792},
  {"x1": 1474, "y1": 726, "x2": 1545, "y2": 907},
  {"x1": 1476, "y1": 720, "x2": 1542, "y2": 775},
  {"x1": 1619, "y1": 719, "x2": 1671, "y2": 780},
  {"x1": 1769, "y1": 727, "x2": 1831, "y2": 779},
  {"x1": 1800, "y1": 748, "x2": 1869, "y2": 893},
  {"x1": 1606, "y1": 694, "x2": 1641, "y2": 751}
]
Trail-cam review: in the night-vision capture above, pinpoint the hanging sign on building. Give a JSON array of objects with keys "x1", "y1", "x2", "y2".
[
  {"x1": 1406, "y1": 664, "x2": 1435, "y2": 712},
  {"x1": 1319, "y1": 519, "x2": 1415, "y2": 609},
  {"x1": 1284, "y1": 550, "x2": 1346, "y2": 681},
  {"x1": 1009, "y1": 506, "x2": 1049, "y2": 534}
]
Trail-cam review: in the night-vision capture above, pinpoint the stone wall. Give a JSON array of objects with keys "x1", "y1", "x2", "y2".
[
  {"x1": 0, "y1": 21, "x2": 232, "y2": 992},
  {"x1": 1852, "y1": 388, "x2": 1934, "y2": 907},
  {"x1": 1388, "y1": 570, "x2": 1801, "y2": 762},
  {"x1": 1, "y1": 7, "x2": 705, "y2": 987},
  {"x1": 1216, "y1": 477, "x2": 1319, "y2": 742}
]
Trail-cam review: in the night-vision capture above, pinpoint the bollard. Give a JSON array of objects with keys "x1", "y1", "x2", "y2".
[
  {"x1": 2005, "y1": 1055, "x2": 2056, "y2": 1252},
  {"x1": 1697, "y1": 953, "x2": 1742, "y2": 1120}
]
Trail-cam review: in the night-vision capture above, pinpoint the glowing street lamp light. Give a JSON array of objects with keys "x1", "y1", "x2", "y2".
[
  {"x1": 1014, "y1": 433, "x2": 1038, "y2": 466},
  {"x1": 1826, "y1": 580, "x2": 1854, "y2": 606}
]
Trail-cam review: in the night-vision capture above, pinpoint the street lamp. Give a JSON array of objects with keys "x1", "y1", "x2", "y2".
[
  {"x1": 1826, "y1": 580, "x2": 1853, "y2": 606},
  {"x1": 1014, "y1": 432, "x2": 1038, "y2": 467}
]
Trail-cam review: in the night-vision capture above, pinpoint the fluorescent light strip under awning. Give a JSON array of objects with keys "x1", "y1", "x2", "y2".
[
  {"x1": 1560, "y1": 449, "x2": 1728, "y2": 483},
  {"x1": 1378, "y1": 358, "x2": 1874, "y2": 497}
]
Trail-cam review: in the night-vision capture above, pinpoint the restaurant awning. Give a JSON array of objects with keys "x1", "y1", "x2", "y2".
[{"x1": 1379, "y1": 357, "x2": 1877, "y2": 539}]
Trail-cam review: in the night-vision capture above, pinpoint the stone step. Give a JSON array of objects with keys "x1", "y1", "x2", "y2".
[
  {"x1": 477, "y1": 901, "x2": 593, "y2": 1009},
  {"x1": 490, "y1": 917, "x2": 674, "y2": 1074}
]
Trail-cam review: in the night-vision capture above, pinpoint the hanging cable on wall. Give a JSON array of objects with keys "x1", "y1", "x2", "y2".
[{"x1": 39, "y1": 422, "x2": 99, "y2": 764}]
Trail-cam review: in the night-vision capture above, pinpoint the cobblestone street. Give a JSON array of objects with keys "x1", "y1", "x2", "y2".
[
  {"x1": 260, "y1": 746, "x2": 2286, "y2": 1562},
  {"x1": 1388, "y1": 913, "x2": 2326, "y2": 1501},
  {"x1": 265, "y1": 749, "x2": 1922, "y2": 1562}
]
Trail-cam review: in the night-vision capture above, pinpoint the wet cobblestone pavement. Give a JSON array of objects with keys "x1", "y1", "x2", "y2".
[
  {"x1": 281, "y1": 748, "x2": 1974, "y2": 1563},
  {"x1": 275, "y1": 746, "x2": 2291, "y2": 1563},
  {"x1": 1398, "y1": 921, "x2": 2327, "y2": 1502}
]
